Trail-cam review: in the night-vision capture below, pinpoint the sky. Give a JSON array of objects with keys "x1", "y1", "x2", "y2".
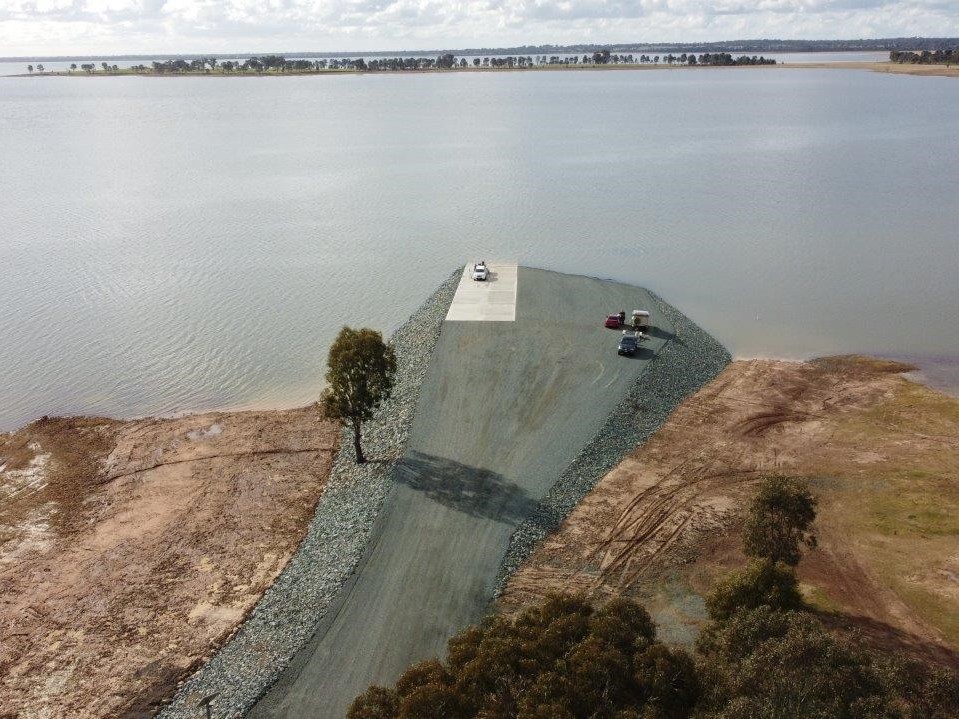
[{"x1": 1, "y1": 0, "x2": 958, "y2": 57}]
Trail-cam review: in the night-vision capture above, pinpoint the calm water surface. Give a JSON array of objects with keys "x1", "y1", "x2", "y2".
[{"x1": 1, "y1": 69, "x2": 957, "y2": 430}]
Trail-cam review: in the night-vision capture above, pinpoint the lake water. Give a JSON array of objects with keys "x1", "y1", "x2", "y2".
[{"x1": 1, "y1": 68, "x2": 957, "y2": 431}]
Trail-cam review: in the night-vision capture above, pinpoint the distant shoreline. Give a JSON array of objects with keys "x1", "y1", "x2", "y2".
[
  {"x1": 3, "y1": 36, "x2": 958, "y2": 62},
  {"x1": 10, "y1": 61, "x2": 958, "y2": 79}
]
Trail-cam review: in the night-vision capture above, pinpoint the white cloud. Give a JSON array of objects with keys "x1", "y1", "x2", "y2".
[
  {"x1": 0, "y1": 0, "x2": 956, "y2": 55},
  {"x1": 83, "y1": 0, "x2": 140, "y2": 14}
]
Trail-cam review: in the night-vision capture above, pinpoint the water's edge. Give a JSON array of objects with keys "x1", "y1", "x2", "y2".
[
  {"x1": 156, "y1": 273, "x2": 730, "y2": 719},
  {"x1": 156, "y1": 269, "x2": 462, "y2": 719}
]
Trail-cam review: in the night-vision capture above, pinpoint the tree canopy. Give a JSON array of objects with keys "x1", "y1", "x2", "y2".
[
  {"x1": 348, "y1": 470, "x2": 958, "y2": 718},
  {"x1": 104, "y1": 51, "x2": 776, "y2": 77},
  {"x1": 348, "y1": 594, "x2": 699, "y2": 719},
  {"x1": 704, "y1": 558, "x2": 804, "y2": 622},
  {"x1": 742, "y1": 475, "x2": 817, "y2": 566},
  {"x1": 695, "y1": 605, "x2": 959, "y2": 719},
  {"x1": 890, "y1": 49, "x2": 959, "y2": 65},
  {"x1": 350, "y1": 590, "x2": 959, "y2": 719},
  {"x1": 321, "y1": 326, "x2": 396, "y2": 464}
]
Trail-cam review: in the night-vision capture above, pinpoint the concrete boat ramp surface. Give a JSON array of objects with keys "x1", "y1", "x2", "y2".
[{"x1": 250, "y1": 266, "x2": 673, "y2": 719}]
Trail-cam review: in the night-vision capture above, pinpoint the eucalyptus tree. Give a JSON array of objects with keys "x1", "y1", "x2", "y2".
[
  {"x1": 743, "y1": 476, "x2": 817, "y2": 565},
  {"x1": 321, "y1": 327, "x2": 396, "y2": 464}
]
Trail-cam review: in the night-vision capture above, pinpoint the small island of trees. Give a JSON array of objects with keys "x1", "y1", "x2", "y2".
[
  {"x1": 36, "y1": 51, "x2": 775, "y2": 76},
  {"x1": 889, "y1": 48, "x2": 959, "y2": 65}
]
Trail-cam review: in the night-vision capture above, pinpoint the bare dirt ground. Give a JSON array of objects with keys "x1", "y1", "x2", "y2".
[
  {"x1": 0, "y1": 407, "x2": 338, "y2": 719},
  {"x1": 500, "y1": 356, "x2": 959, "y2": 667}
]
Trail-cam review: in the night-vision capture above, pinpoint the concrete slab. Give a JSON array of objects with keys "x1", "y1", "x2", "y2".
[
  {"x1": 445, "y1": 263, "x2": 517, "y2": 322},
  {"x1": 250, "y1": 268, "x2": 674, "y2": 719}
]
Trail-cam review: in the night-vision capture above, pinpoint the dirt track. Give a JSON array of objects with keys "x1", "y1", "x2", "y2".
[
  {"x1": 501, "y1": 356, "x2": 959, "y2": 666},
  {"x1": 0, "y1": 407, "x2": 337, "y2": 718}
]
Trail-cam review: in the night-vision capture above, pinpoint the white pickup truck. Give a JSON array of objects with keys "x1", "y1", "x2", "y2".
[{"x1": 471, "y1": 262, "x2": 489, "y2": 281}]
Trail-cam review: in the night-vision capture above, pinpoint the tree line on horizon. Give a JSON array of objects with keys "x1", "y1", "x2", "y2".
[
  {"x1": 15, "y1": 35, "x2": 959, "y2": 71},
  {"x1": 889, "y1": 49, "x2": 959, "y2": 65},
  {"x1": 29, "y1": 61, "x2": 117, "y2": 73},
  {"x1": 448, "y1": 37, "x2": 959, "y2": 56},
  {"x1": 53, "y1": 51, "x2": 774, "y2": 75}
]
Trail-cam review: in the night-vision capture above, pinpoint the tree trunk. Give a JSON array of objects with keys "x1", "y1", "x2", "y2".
[{"x1": 352, "y1": 419, "x2": 365, "y2": 464}]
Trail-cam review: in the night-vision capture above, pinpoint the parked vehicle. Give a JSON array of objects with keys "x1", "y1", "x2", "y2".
[
  {"x1": 631, "y1": 310, "x2": 651, "y2": 331},
  {"x1": 604, "y1": 314, "x2": 622, "y2": 329},
  {"x1": 471, "y1": 262, "x2": 489, "y2": 281},
  {"x1": 618, "y1": 333, "x2": 638, "y2": 356}
]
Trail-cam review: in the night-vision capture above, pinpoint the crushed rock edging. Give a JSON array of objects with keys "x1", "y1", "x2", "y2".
[
  {"x1": 156, "y1": 270, "x2": 461, "y2": 719},
  {"x1": 494, "y1": 290, "x2": 732, "y2": 594}
]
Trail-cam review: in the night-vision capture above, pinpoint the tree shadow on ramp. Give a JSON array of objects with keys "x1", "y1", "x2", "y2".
[{"x1": 394, "y1": 451, "x2": 538, "y2": 524}]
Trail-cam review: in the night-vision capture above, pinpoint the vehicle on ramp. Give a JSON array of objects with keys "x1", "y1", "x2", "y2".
[
  {"x1": 249, "y1": 267, "x2": 673, "y2": 719},
  {"x1": 618, "y1": 332, "x2": 639, "y2": 356},
  {"x1": 471, "y1": 262, "x2": 489, "y2": 281}
]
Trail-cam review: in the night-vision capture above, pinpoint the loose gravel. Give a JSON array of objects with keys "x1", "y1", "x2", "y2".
[
  {"x1": 494, "y1": 290, "x2": 731, "y2": 594},
  {"x1": 157, "y1": 270, "x2": 460, "y2": 719}
]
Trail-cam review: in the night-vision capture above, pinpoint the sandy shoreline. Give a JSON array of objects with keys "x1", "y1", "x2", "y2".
[
  {"x1": 784, "y1": 61, "x2": 959, "y2": 78},
  {"x1": 0, "y1": 407, "x2": 339, "y2": 718},
  {"x1": 3, "y1": 350, "x2": 957, "y2": 716}
]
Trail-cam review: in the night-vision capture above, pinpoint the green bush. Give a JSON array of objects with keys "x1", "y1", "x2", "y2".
[
  {"x1": 696, "y1": 605, "x2": 793, "y2": 660},
  {"x1": 704, "y1": 559, "x2": 803, "y2": 622},
  {"x1": 742, "y1": 476, "x2": 817, "y2": 566},
  {"x1": 693, "y1": 607, "x2": 959, "y2": 719},
  {"x1": 348, "y1": 594, "x2": 697, "y2": 719},
  {"x1": 349, "y1": 593, "x2": 959, "y2": 719}
]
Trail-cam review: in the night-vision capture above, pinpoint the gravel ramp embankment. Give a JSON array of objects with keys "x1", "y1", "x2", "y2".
[
  {"x1": 156, "y1": 270, "x2": 460, "y2": 719},
  {"x1": 158, "y1": 272, "x2": 728, "y2": 719},
  {"x1": 494, "y1": 289, "x2": 731, "y2": 592}
]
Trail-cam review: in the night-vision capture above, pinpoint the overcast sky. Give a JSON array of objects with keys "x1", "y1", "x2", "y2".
[{"x1": 2, "y1": 0, "x2": 957, "y2": 57}]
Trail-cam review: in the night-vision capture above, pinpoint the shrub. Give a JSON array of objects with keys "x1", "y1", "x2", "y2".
[
  {"x1": 349, "y1": 593, "x2": 959, "y2": 719},
  {"x1": 348, "y1": 594, "x2": 695, "y2": 719},
  {"x1": 694, "y1": 607, "x2": 959, "y2": 719},
  {"x1": 704, "y1": 559, "x2": 803, "y2": 622},
  {"x1": 742, "y1": 476, "x2": 817, "y2": 566},
  {"x1": 633, "y1": 644, "x2": 699, "y2": 719}
]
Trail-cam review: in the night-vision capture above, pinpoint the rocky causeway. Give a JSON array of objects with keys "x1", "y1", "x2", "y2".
[{"x1": 158, "y1": 266, "x2": 730, "y2": 719}]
